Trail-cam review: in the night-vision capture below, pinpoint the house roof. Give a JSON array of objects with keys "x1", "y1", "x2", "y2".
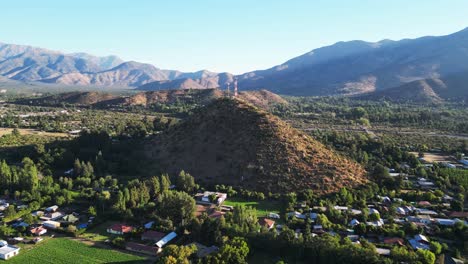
[
  {"x1": 258, "y1": 218, "x2": 275, "y2": 228},
  {"x1": 156, "y1": 232, "x2": 177, "y2": 248},
  {"x1": 108, "y1": 224, "x2": 133, "y2": 233},
  {"x1": 142, "y1": 230, "x2": 166, "y2": 241},
  {"x1": 125, "y1": 242, "x2": 157, "y2": 254},
  {"x1": 383, "y1": 237, "x2": 404, "y2": 246},
  {"x1": 449, "y1": 211, "x2": 468, "y2": 218}
]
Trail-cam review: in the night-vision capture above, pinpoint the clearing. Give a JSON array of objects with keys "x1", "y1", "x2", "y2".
[{"x1": 224, "y1": 198, "x2": 282, "y2": 218}]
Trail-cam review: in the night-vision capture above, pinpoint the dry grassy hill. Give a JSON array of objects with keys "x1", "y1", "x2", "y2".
[
  {"x1": 147, "y1": 98, "x2": 366, "y2": 194},
  {"x1": 15, "y1": 91, "x2": 119, "y2": 106}
]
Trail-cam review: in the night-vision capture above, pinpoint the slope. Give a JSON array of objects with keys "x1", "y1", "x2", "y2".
[{"x1": 147, "y1": 98, "x2": 366, "y2": 194}]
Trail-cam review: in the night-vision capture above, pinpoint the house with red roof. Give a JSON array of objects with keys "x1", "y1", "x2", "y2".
[
  {"x1": 106, "y1": 224, "x2": 134, "y2": 235},
  {"x1": 258, "y1": 218, "x2": 275, "y2": 230}
]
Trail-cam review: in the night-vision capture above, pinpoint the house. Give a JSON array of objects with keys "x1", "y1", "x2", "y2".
[
  {"x1": 258, "y1": 218, "x2": 275, "y2": 230},
  {"x1": 125, "y1": 242, "x2": 157, "y2": 256},
  {"x1": 334, "y1": 206, "x2": 348, "y2": 211},
  {"x1": 350, "y1": 209, "x2": 362, "y2": 215},
  {"x1": 196, "y1": 192, "x2": 227, "y2": 205},
  {"x1": 418, "y1": 201, "x2": 431, "y2": 207},
  {"x1": 41, "y1": 211, "x2": 65, "y2": 221},
  {"x1": 408, "y1": 234, "x2": 430, "y2": 250},
  {"x1": 61, "y1": 214, "x2": 79, "y2": 224},
  {"x1": 45, "y1": 205, "x2": 59, "y2": 212},
  {"x1": 434, "y1": 218, "x2": 460, "y2": 226},
  {"x1": 313, "y1": 225, "x2": 323, "y2": 231},
  {"x1": 309, "y1": 212, "x2": 318, "y2": 220},
  {"x1": 287, "y1": 211, "x2": 306, "y2": 219},
  {"x1": 383, "y1": 237, "x2": 404, "y2": 246},
  {"x1": 144, "y1": 221, "x2": 155, "y2": 229},
  {"x1": 349, "y1": 219, "x2": 360, "y2": 227},
  {"x1": 414, "y1": 208, "x2": 437, "y2": 216},
  {"x1": 30, "y1": 226, "x2": 47, "y2": 236},
  {"x1": 141, "y1": 230, "x2": 166, "y2": 242},
  {"x1": 155, "y1": 232, "x2": 177, "y2": 252},
  {"x1": 31, "y1": 210, "x2": 44, "y2": 217},
  {"x1": 107, "y1": 224, "x2": 134, "y2": 235},
  {"x1": 366, "y1": 219, "x2": 384, "y2": 227},
  {"x1": 368, "y1": 208, "x2": 380, "y2": 215},
  {"x1": 43, "y1": 220, "x2": 61, "y2": 229},
  {"x1": 376, "y1": 248, "x2": 391, "y2": 256},
  {"x1": 448, "y1": 211, "x2": 468, "y2": 219},
  {"x1": 0, "y1": 240, "x2": 19, "y2": 260},
  {"x1": 407, "y1": 215, "x2": 432, "y2": 224},
  {"x1": 268, "y1": 212, "x2": 280, "y2": 219},
  {"x1": 396, "y1": 207, "x2": 406, "y2": 215}
]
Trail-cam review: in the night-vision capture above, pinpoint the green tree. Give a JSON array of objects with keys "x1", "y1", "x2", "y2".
[{"x1": 157, "y1": 191, "x2": 196, "y2": 226}]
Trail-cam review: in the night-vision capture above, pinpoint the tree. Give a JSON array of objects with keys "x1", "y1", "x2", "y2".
[
  {"x1": 176, "y1": 170, "x2": 196, "y2": 193},
  {"x1": 88, "y1": 206, "x2": 97, "y2": 216},
  {"x1": 157, "y1": 244, "x2": 196, "y2": 264},
  {"x1": 416, "y1": 249, "x2": 435, "y2": 264},
  {"x1": 156, "y1": 191, "x2": 196, "y2": 226},
  {"x1": 21, "y1": 157, "x2": 39, "y2": 191},
  {"x1": 206, "y1": 237, "x2": 249, "y2": 264},
  {"x1": 429, "y1": 241, "x2": 442, "y2": 255},
  {"x1": 160, "y1": 174, "x2": 171, "y2": 192}
]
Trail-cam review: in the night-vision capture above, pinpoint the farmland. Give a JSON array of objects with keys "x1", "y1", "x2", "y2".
[{"x1": 8, "y1": 238, "x2": 150, "y2": 264}]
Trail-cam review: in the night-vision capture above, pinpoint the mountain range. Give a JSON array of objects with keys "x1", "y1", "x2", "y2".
[{"x1": 1, "y1": 27, "x2": 468, "y2": 101}]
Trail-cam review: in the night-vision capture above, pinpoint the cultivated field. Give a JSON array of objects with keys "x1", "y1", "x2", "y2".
[
  {"x1": 8, "y1": 238, "x2": 149, "y2": 264},
  {"x1": 409, "y1": 152, "x2": 453, "y2": 163},
  {"x1": 0, "y1": 128, "x2": 69, "y2": 137}
]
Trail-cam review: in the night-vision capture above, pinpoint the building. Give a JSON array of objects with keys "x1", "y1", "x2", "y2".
[
  {"x1": 155, "y1": 232, "x2": 177, "y2": 252},
  {"x1": 0, "y1": 240, "x2": 20, "y2": 260},
  {"x1": 408, "y1": 234, "x2": 430, "y2": 250},
  {"x1": 383, "y1": 237, "x2": 404, "y2": 246},
  {"x1": 125, "y1": 242, "x2": 157, "y2": 256},
  {"x1": 30, "y1": 226, "x2": 47, "y2": 236},
  {"x1": 107, "y1": 224, "x2": 134, "y2": 235},
  {"x1": 258, "y1": 218, "x2": 275, "y2": 230},
  {"x1": 349, "y1": 219, "x2": 360, "y2": 227},
  {"x1": 45, "y1": 205, "x2": 59, "y2": 212},
  {"x1": 196, "y1": 192, "x2": 227, "y2": 205},
  {"x1": 141, "y1": 230, "x2": 166, "y2": 243},
  {"x1": 43, "y1": 220, "x2": 61, "y2": 229}
]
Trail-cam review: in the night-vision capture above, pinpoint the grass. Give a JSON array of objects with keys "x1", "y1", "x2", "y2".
[
  {"x1": 0, "y1": 128, "x2": 69, "y2": 137},
  {"x1": 8, "y1": 238, "x2": 149, "y2": 264},
  {"x1": 80, "y1": 221, "x2": 117, "y2": 242},
  {"x1": 224, "y1": 198, "x2": 282, "y2": 218}
]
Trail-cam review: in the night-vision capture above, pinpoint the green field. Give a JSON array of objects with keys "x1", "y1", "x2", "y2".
[
  {"x1": 224, "y1": 198, "x2": 282, "y2": 217},
  {"x1": 9, "y1": 238, "x2": 149, "y2": 264}
]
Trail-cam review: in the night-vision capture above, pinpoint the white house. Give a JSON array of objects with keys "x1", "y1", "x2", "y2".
[
  {"x1": 268, "y1": 212, "x2": 281, "y2": 219},
  {"x1": 45, "y1": 205, "x2": 59, "y2": 212},
  {"x1": 349, "y1": 219, "x2": 360, "y2": 227},
  {"x1": 43, "y1": 220, "x2": 61, "y2": 229},
  {"x1": 0, "y1": 240, "x2": 20, "y2": 260}
]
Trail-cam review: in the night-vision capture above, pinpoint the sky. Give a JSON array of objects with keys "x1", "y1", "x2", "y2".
[{"x1": 1, "y1": 0, "x2": 467, "y2": 74}]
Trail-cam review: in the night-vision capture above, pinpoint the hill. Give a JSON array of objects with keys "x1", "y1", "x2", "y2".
[
  {"x1": 13, "y1": 89, "x2": 288, "y2": 109},
  {"x1": 359, "y1": 71, "x2": 468, "y2": 103},
  {"x1": 147, "y1": 98, "x2": 366, "y2": 194},
  {"x1": 146, "y1": 27, "x2": 468, "y2": 97},
  {"x1": 0, "y1": 42, "x2": 219, "y2": 88},
  {"x1": 15, "y1": 91, "x2": 119, "y2": 106}
]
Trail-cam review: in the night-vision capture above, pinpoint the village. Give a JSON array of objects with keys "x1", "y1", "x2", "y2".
[{"x1": 0, "y1": 151, "x2": 465, "y2": 263}]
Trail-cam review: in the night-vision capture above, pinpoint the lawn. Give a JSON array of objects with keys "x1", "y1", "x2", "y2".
[
  {"x1": 224, "y1": 198, "x2": 282, "y2": 218},
  {"x1": 9, "y1": 238, "x2": 149, "y2": 264},
  {"x1": 81, "y1": 221, "x2": 120, "y2": 242}
]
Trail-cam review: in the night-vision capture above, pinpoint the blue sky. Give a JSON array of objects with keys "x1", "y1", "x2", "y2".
[{"x1": 1, "y1": 0, "x2": 467, "y2": 74}]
